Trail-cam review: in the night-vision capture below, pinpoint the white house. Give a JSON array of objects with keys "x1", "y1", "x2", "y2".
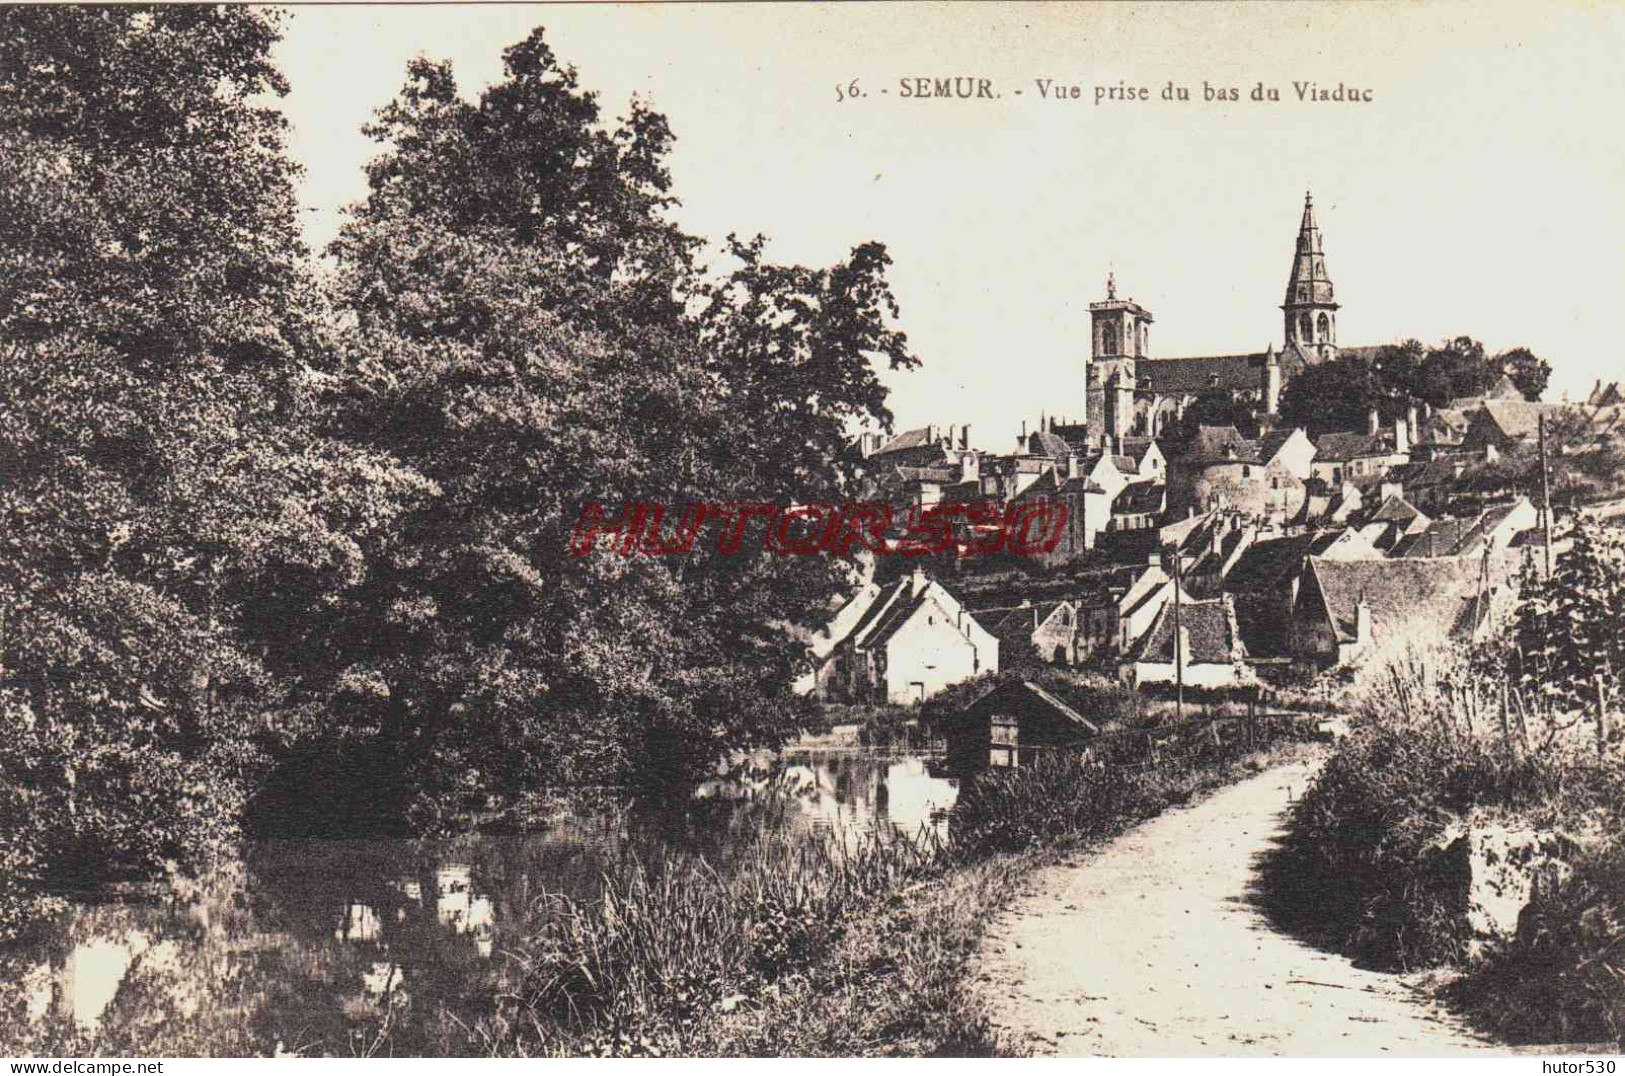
[
  {"x1": 827, "y1": 567, "x2": 999, "y2": 704},
  {"x1": 1121, "y1": 593, "x2": 1253, "y2": 690}
]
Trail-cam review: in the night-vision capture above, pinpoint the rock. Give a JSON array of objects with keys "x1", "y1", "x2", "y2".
[{"x1": 1434, "y1": 812, "x2": 1595, "y2": 955}]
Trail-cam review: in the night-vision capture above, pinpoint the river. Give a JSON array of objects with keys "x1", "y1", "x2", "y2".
[{"x1": 0, "y1": 750, "x2": 956, "y2": 1054}]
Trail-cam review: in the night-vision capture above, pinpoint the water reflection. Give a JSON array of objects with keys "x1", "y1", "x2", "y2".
[{"x1": 0, "y1": 750, "x2": 956, "y2": 1056}]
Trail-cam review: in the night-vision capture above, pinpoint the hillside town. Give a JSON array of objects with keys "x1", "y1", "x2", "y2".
[{"x1": 811, "y1": 193, "x2": 1625, "y2": 714}]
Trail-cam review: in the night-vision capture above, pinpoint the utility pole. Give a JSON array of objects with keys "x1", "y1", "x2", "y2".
[
  {"x1": 1173, "y1": 548, "x2": 1185, "y2": 722},
  {"x1": 1539, "y1": 413, "x2": 1554, "y2": 579}
]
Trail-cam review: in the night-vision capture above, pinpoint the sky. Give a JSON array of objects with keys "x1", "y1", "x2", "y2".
[{"x1": 271, "y1": 1, "x2": 1625, "y2": 453}]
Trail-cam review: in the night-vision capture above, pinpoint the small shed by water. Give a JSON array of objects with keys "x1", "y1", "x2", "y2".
[{"x1": 944, "y1": 678, "x2": 1102, "y2": 775}]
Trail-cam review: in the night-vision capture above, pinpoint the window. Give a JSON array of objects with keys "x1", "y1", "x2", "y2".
[
  {"x1": 1242, "y1": 465, "x2": 1252, "y2": 478},
  {"x1": 991, "y1": 716, "x2": 1020, "y2": 768},
  {"x1": 1101, "y1": 323, "x2": 1118, "y2": 355},
  {"x1": 1299, "y1": 313, "x2": 1313, "y2": 341},
  {"x1": 1317, "y1": 312, "x2": 1331, "y2": 339}
]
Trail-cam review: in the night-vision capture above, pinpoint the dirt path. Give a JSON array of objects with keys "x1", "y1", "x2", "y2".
[{"x1": 970, "y1": 757, "x2": 1500, "y2": 1056}]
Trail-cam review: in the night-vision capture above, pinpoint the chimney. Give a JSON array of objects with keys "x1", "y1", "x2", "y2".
[
  {"x1": 960, "y1": 424, "x2": 970, "y2": 450},
  {"x1": 1355, "y1": 591, "x2": 1372, "y2": 646},
  {"x1": 927, "y1": 424, "x2": 938, "y2": 446},
  {"x1": 910, "y1": 565, "x2": 928, "y2": 596},
  {"x1": 1407, "y1": 405, "x2": 1419, "y2": 447},
  {"x1": 1177, "y1": 626, "x2": 1193, "y2": 670},
  {"x1": 1394, "y1": 415, "x2": 1409, "y2": 455},
  {"x1": 1021, "y1": 419, "x2": 1027, "y2": 441},
  {"x1": 944, "y1": 423, "x2": 956, "y2": 448},
  {"x1": 1367, "y1": 409, "x2": 1379, "y2": 437}
]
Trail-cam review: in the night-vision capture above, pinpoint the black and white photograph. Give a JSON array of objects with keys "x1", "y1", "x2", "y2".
[{"x1": 1, "y1": 0, "x2": 1623, "y2": 1061}]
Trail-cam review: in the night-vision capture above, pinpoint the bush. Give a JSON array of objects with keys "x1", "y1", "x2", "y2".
[{"x1": 952, "y1": 711, "x2": 1311, "y2": 860}]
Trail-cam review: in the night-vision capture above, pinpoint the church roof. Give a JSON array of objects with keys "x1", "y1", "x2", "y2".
[
  {"x1": 1136, "y1": 353, "x2": 1265, "y2": 394},
  {"x1": 1283, "y1": 191, "x2": 1337, "y2": 308}
]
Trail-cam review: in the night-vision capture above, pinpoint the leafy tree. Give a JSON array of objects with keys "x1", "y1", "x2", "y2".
[
  {"x1": 0, "y1": 7, "x2": 424, "y2": 930},
  {"x1": 1276, "y1": 356, "x2": 1388, "y2": 435},
  {"x1": 1497, "y1": 346, "x2": 1552, "y2": 402},
  {"x1": 326, "y1": 30, "x2": 917, "y2": 794}
]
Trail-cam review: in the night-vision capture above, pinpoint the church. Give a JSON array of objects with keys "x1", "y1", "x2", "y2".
[{"x1": 1075, "y1": 192, "x2": 1387, "y2": 446}]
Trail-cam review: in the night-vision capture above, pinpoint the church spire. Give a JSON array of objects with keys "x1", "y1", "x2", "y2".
[{"x1": 1282, "y1": 189, "x2": 1339, "y2": 353}]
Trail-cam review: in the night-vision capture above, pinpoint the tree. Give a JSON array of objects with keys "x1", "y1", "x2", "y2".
[
  {"x1": 1276, "y1": 356, "x2": 1387, "y2": 435},
  {"x1": 0, "y1": 7, "x2": 424, "y2": 931},
  {"x1": 1497, "y1": 346, "x2": 1552, "y2": 402},
  {"x1": 326, "y1": 30, "x2": 917, "y2": 793}
]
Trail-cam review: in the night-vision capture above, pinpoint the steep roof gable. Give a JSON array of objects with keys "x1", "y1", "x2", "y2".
[{"x1": 1134, "y1": 595, "x2": 1248, "y2": 664}]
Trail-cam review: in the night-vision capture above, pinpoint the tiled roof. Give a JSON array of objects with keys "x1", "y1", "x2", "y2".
[
  {"x1": 1113, "y1": 481, "x2": 1165, "y2": 516},
  {"x1": 1304, "y1": 556, "x2": 1495, "y2": 643},
  {"x1": 1396, "y1": 459, "x2": 1463, "y2": 488},
  {"x1": 1112, "y1": 454, "x2": 1138, "y2": 473},
  {"x1": 1314, "y1": 431, "x2": 1390, "y2": 461},
  {"x1": 1029, "y1": 430, "x2": 1073, "y2": 459},
  {"x1": 1225, "y1": 533, "x2": 1328, "y2": 593},
  {"x1": 873, "y1": 428, "x2": 933, "y2": 455},
  {"x1": 1256, "y1": 428, "x2": 1307, "y2": 466},
  {"x1": 1134, "y1": 595, "x2": 1247, "y2": 664},
  {"x1": 1475, "y1": 400, "x2": 1570, "y2": 441},
  {"x1": 1369, "y1": 494, "x2": 1425, "y2": 525},
  {"x1": 1180, "y1": 425, "x2": 1261, "y2": 465}
]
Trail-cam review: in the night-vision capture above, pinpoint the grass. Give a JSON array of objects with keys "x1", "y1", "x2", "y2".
[
  {"x1": 1258, "y1": 638, "x2": 1625, "y2": 1047},
  {"x1": 439, "y1": 718, "x2": 1319, "y2": 1057}
]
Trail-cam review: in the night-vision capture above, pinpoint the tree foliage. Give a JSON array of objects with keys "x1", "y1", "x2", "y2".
[
  {"x1": 321, "y1": 29, "x2": 917, "y2": 796},
  {"x1": 1280, "y1": 337, "x2": 1554, "y2": 435},
  {"x1": 1510, "y1": 520, "x2": 1625, "y2": 713}
]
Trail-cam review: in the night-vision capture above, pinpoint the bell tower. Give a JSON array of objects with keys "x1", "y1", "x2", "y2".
[
  {"x1": 1087, "y1": 273, "x2": 1152, "y2": 440},
  {"x1": 1281, "y1": 191, "x2": 1339, "y2": 359}
]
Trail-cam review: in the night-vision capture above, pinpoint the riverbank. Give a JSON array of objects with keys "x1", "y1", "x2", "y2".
[{"x1": 490, "y1": 739, "x2": 1323, "y2": 1057}]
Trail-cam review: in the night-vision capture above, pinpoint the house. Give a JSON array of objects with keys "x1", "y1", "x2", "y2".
[
  {"x1": 1447, "y1": 374, "x2": 1524, "y2": 411},
  {"x1": 1109, "y1": 481, "x2": 1165, "y2": 532},
  {"x1": 1389, "y1": 498, "x2": 1539, "y2": 559},
  {"x1": 1293, "y1": 478, "x2": 1364, "y2": 528},
  {"x1": 986, "y1": 600, "x2": 1080, "y2": 667},
  {"x1": 1091, "y1": 564, "x2": 1195, "y2": 657},
  {"x1": 1257, "y1": 426, "x2": 1317, "y2": 480},
  {"x1": 1116, "y1": 437, "x2": 1168, "y2": 483},
  {"x1": 1003, "y1": 466, "x2": 1112, "y2": 565},
  {"x1": 943, "y1": 677, "x2": 1101, "y2": 775},
  {"x1": 1461, "y1": 400, "x2": 1572, "y2": 455},
  {"x1": 1355, "y1": 493, "x2": 1432, "y2": 553},
  {"x1": 1223, "y1": 529, "x2": 1378, "y2": 658},
  {"x1": 825, "y1": 567, "x2": 999, "y2": 704},
  {"x1": 1393, "y1": 457, "x2": 1469, "y2": 513},
  {"x1": 1287, "y1": 554, "x2": 1517, "y2": 666},
  {"x1": 1310, "y1": 423, "x2": 1401, "y2": 488},
  {"x1": 1122, "y1": 593, "x2": 1253, "y2": 689},
  {"x1": 867, "y1": 423, "x2": 974, "y2": 467},
  {"x1": 793, "y1": 579, "x2": 884, "y2": 698}
]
